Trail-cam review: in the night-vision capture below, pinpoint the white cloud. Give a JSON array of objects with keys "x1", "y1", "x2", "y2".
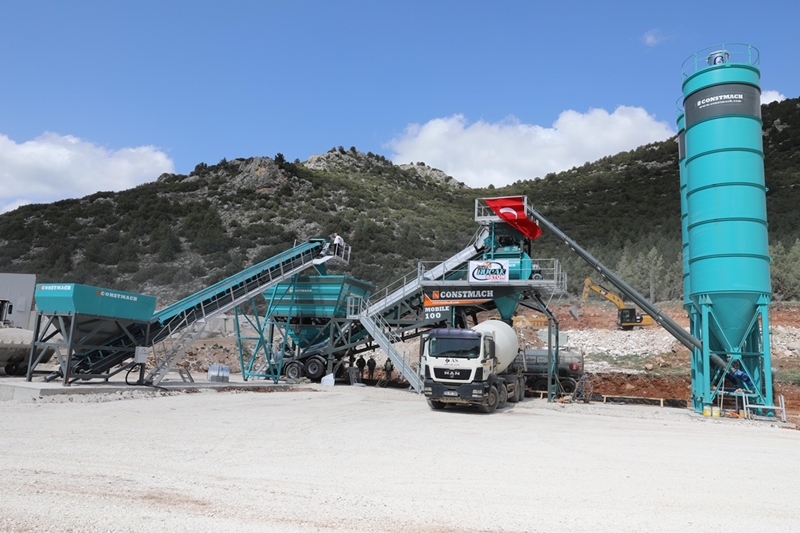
[
  {"x1": 761, "y1": 90, "x2": 786, "y2": 105},
  {"x1": 387, "y1": 106, "x2": 675, "y2": 188},
  {"x1": 642, "y1": 29, "x2": 665, "y2": 47},
  {"x1": 0, "y1": 132, "x2": 174, "y2": 214}
]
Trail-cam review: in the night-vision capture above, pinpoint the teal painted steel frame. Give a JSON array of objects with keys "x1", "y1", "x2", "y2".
[{"x1": 236, "y1": 275, "x2": 300, "y2": 382}]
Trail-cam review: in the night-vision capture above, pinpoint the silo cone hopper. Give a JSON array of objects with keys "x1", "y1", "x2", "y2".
[{"x1": 681, "y1": 43, "x2": 775, "y2": 414}]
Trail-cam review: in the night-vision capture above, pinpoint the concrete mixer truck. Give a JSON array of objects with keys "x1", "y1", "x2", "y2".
[{"x1": 421, "y1": 320, "x2": 526, "y2": 413}]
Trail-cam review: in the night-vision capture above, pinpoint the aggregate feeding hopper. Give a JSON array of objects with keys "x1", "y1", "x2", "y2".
[
  {"x1": 264, "y1": 275, "x2": 375, "y2": 349},
  {"x1": 30, "y1": 284, "x2": 157, "y2": 383}
]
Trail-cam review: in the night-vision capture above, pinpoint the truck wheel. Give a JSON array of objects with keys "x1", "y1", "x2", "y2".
[
  {"x1": 518, "y1": 377, "x2": 527, "y2": 400},
  {"x1": 304, "y1": 357, "x2": 326, "y2": 380},
  {"x1": 507, "y1": 381, "x2": 519, "y2": 403},
  {"x1": 427, "y1": 399, "x2": 446, "y2": 410},
  {"x1": 559, "y1": 377, "x2": 577, "y2": 394},
  {"x1": 511, "y1": 378, "x2": 523, "y2": 402},
  {"x1": 284, "y1": 362, "x2": 303, "y2": 380},
  {"x1": 479, "y1": 386, "x2": 499, "y2": 414},
  {"x1": 4, "y1": 364, "x2": 17, "y2": 376},
  {"x1": 497, "y1": 383, "x2": 508, "y2": 408}
]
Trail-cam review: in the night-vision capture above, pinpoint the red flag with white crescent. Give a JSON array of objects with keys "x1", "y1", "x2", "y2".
[{"x1": 484, "y1": 196, "x2": 542, "y2": 240}]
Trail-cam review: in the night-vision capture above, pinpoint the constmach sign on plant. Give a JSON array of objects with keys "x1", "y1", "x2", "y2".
[{"x1": 423, "y1": 286, "x2": 517, "y2": 306}]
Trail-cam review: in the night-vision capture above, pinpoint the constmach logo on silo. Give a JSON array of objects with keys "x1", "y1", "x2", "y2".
[{"x1": 696, "y1": 93, "x2": 744, "y2": 108}]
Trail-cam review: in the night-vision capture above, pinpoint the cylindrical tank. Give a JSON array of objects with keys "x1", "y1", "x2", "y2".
[
  {"x1": 473, "y1": 320, "x2": 518, "y2": 374},
  {"x1": 682, "y1": 44, "x2": 770, "y2": 347},
  {"x1": 676, "y1": 107, "x2": 691, "y2": 309}
]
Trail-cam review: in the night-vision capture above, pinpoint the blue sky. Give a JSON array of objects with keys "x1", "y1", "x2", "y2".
[{"x1": 1, "y1": 0, "x2": 797, "y2": 212}]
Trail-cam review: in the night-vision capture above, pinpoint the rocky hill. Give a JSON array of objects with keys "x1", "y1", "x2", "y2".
[{"x1": 0, "y1": 98, "x2": 799, "y2": 305}]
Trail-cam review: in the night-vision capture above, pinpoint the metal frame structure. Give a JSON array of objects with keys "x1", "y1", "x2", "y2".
[
  {"x1": 26, "y1": 240, "x2": 346, "y2": 386},
  {"x1": 27, "y1": 312, "x2": 150, "y2": 385}
]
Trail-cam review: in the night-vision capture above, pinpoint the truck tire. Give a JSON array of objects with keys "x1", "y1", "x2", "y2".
[
  {"x1": 284, "y1": 362, "x2": 303, "y2": 380},
  {"x1": 559, "y1": 377, "x2": 577, "y2": 394},
  {"x1": 427, "y1": 399, "x2": 446, "y2": 410},
  {"x1": 510, "y1": 377, "x2": 523, "y2": 402},
  {"x1": 304, "y1": 357, "x2": 326, "y2": 380},
  {"x1": 531, "y1": 378, "x2": 547, "y2": 392},
  {"x1": 507, "y1": 380, "x2": 519, "y2": 403},
  {"x1": 4, "y1": 364, "x2": 17, "y2": 376},
  {"x1": 518, "y1": 377, "x2": 527, "y2": 401},
  {"x1": 497, "y1": 382, "x2": 508, "y2": 408},
  {"x1": 479, "y1": 386, "x2": 499, "y2": 414}
]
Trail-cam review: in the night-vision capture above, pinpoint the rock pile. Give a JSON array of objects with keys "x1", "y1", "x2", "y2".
[
  {"x1": 564, "y1": 326, "x2": 800, "y2": 359},
  {"x1": 769, "y1": 325, "x2": 800, "y2": 358},
  {"x1": 564, "y1": 329, "x2": 681, "y2": 357}
]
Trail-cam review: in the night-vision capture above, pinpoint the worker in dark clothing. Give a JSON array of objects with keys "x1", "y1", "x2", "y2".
[
  {"x1": 366, "y1": 356, "x2": 376, "y2": 380},
  {"x1": 384, "y1": 357, "x2": 393, "y2": 381},
  {"x1": 356, "y1": 355, "x2": 366, "y2": 378}
]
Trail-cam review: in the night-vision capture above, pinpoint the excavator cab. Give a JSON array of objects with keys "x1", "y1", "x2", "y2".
[{"x1": 617, "y1": 308, "x2": 641, "y2": 329}]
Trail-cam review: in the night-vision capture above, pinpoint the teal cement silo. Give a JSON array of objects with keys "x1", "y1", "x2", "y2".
[
  {"x1": 681, "y1": 44, "x2": 773, "y2": 412},
  {"x1": 676, "y1": 108, "x2": 691, "y2": 310}
]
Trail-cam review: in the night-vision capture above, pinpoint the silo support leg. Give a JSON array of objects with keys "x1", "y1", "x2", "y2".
[
  {"x1": 701, "y1": 303, "x2": 712, "y2": 407},
  {"x1": 759, "y1": 301, "x2": 773, "y2": 404}
]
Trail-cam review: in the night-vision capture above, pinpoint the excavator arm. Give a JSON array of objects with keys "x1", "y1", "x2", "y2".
[
  {"x1": 569, "y1": 278, "x2": 654, "y2": 329},
  {"x1": 570, "y1": 278, "x2": 624, "y2": 320},
  {"x1": 585, "y1": 278, "x2": 626, "y2": 309}
]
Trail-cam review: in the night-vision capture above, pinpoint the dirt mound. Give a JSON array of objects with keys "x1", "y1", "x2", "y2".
[{"x1": 590, "y1": 373, "x2": 691, "y2": 399}]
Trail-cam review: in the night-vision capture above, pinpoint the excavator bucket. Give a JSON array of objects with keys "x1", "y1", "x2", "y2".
[{"x1": 568, "y1": 306, "x2": 580, "y2": 321}]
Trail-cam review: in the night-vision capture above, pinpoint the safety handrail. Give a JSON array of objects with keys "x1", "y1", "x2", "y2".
[
  {"x1": 153, "y1": 240, "x2": 323, "y2": 324},
  {"x1": 416, "y1": 257, "x2": 568, "y2": 293},
  {"x1": 681, "y1": 43, "x2": 759, "y2": 78}
]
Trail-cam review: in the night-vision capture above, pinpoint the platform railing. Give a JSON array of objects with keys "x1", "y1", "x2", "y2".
[
  {"x1": 681, "y1": 43, "x2": 760, "y2": 78},
  {"x1": 416, "y1": 257, "x2": 568, "y2": 294},
  {"x1": 364, "y1": 227, "x2": 490, "y2": 317}
]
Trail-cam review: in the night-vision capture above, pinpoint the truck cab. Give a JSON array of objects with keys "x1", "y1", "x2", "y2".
[
  {"x1": 421, "y1": 322, "x2": 522, "y2": 413},
  {"x1": 422, "y1": 328, "x2": 495, "y2": 410}
]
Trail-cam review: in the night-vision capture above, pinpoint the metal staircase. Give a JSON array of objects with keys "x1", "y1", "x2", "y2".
[
  {"x1": 352, "y1": 296, "x2": 423, "y2": 392},
  {"x1": 343, "y1": 228, "x2": 491, "y2": 392},
  {"x1": 147, "y1": 320, "x2": 208, "y2": 385},
  {"x1": 364, "y1": 227, "x2": 490, "y2": 316}
]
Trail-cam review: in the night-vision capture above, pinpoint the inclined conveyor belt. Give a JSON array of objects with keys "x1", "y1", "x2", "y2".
[
  {"x1": 65, "y1": 240, "x2": 328, "y2": 377},
  {"x1": 149, "y1": 240, "x2": 325, "y2": 343}
]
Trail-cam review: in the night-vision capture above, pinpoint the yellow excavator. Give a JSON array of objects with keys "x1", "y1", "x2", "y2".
[{"x1": 569, "y1": 278, "x2": 655, "y2": 330}]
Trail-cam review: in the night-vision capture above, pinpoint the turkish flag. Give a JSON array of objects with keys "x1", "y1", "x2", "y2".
[{"x1": 484, "y1": 196, "x2": 542, "y2": 240}]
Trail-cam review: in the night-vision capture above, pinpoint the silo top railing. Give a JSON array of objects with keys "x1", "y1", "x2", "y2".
[{"x1": 681, "y1": 43, "x2": 760, "y2": 78}]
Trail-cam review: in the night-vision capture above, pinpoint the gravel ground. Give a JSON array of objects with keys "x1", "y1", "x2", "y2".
[{"x1": 1, "y1": 385, "x2": 799, "y2": 533}]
